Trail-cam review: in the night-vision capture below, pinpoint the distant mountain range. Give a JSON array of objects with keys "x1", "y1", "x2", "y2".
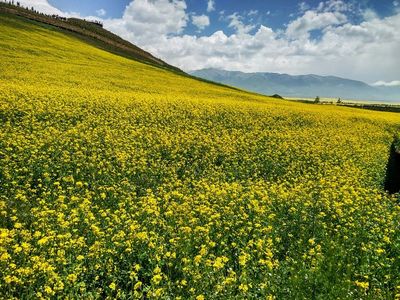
[{"x1": 190, "y1": 68, "x2": 400, "y2": 102}]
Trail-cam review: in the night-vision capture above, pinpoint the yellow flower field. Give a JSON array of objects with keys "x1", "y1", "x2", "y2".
[{"x1": 0, "y1": 13, "x2": 400, "y2": 299}]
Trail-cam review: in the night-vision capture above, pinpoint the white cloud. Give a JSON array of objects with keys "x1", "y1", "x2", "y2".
[
  {"x1": 248, "y1": 10, "x2": 258, "y2": 17},
  {"x1": 154, "y1": 10, "x2": 400, "y2": 83},
  {"x1": 373, "y1": 80, "x2": 400, "y2": 87},
  {"x1": 207, "y1": 0, "x2": 215, "y2": 12},
  {"x1": 320, "y1": 0, "x2": 352, "y2": 13},
  {"x1": 105, "y1": 0, "x2": 188, "y2": 46},
  {"x1": 299, "y1": 2, "x2": 310, "y2": 12},
  {"x1": 192, "y1": 14, "x2": 210, "y2": 30},
  {"x1": 17, "y1": 0, "x2": 64, "y2": 15},
  {"x1": 96, "y1": 8, "x2": 106, "y2": 17},
  {"x1": 394, "y1": 1, "x2": 399, "y2": 7},
  {"x1": 227, "y1": 12, "x2": 256, "y2": 35},
  {"x1": 14, "y1": 0, "x2": 88, "y2": 18},
  {"x1": 286, "y1": 10, "x2": 347, "y2": 39},
  {"x1": 362, "y1": 8, "x2": 378, "y2": 21}
]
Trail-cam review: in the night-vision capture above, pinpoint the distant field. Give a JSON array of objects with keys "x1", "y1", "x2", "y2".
[
  {"x1": 285, "y1": 96, "x2": 400, "y2": 105},
  {"x1": 285, "y1": 97, "x2": 400, "y2": 113},
  {"x1": 1, "y1": 13, "x2": 400, "y2": 300}
]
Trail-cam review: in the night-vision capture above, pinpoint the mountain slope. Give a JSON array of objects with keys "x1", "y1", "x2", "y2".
[
  {"x1": 191, "y1": 68, "x2": 400, "y2": 101},
  {"x1": 1, "y1": 11, "x2": 400, "y2": 300},
  {"x1": 0, "y1": 2, "x2": 183, "y2": 73}
]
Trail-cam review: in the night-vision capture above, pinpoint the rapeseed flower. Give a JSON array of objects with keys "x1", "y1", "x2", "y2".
[{"x1": 1, "y1": 12, "x2": 400, "y2": 300}]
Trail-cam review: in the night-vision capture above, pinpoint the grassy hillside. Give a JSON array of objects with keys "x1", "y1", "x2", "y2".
[
  {"x1": 1, "y1": 13, "x2": 400, "y2": 299},
  {"x1": 0, "y1": 2, "x2": 183, "y2": 73}
]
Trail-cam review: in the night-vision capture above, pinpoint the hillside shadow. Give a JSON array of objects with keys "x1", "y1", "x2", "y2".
[{"x1": 384, "y1": 139, "x2": 400, "y2": 194}]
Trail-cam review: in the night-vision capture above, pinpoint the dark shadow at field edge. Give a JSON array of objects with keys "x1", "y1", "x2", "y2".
[{"x1": 384, "y1": 140, "x2": 400, "y2": 194}]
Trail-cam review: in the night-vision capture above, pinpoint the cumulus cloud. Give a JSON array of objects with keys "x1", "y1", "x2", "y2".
[
  {"x1": 96, "y1": 8, "x2": 106, "y2": 17},
  {"x1": 299, "y1": 2, "x2": 310, "y2": 12},
  {"x1": 227, "y1": 12, "x2": 256, "y2": 35},
  {"x1": 320, "y1": 0, "x2": 353, "y2": 13},
  {"x1": 248, "y1": 10, "x2": 258, "y2": 17},
  {"x1": 362, "y1": 8, "x2": 379, "y2": 21},
  {"x1": 14, "y1": 0, "x2": 87, "y2": 18},
  {"x1": 191, "y1": 14, "x2": 210, "y2": 30},
  {"x1": 142, "y1": 2, "x2": 398, "y2": 83},
  {"x1": 286, "y1": 10, "x2": 347, "y2": 39},
  {"x1": 17, "y1": 0, "x2": 64, "y2": 15},
  {"x1": 104, "y1": 0, "x2": 188, "y2": 46},
  {"x1": 207, "y1": 0, "x2": 215, "y2": 12}
]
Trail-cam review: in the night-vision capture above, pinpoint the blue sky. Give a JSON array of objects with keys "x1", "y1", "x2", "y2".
[
  {"x1": 47, "y1": 0, "x2": 398, "y2": 36},
  {"x1": 16, "y1": 0, "x2": 400, "y2": 84}
]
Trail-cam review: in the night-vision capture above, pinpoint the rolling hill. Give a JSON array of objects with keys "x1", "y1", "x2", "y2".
[
  {"x1": 1, "y1": 8, "x2": 400, "y2": 300},
  {"x1": 191, "y1": 68, "x2": 400, "y2": 102},
  {"x1": 0, "y1": 2, "x2": 182, "y2": 73}
]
